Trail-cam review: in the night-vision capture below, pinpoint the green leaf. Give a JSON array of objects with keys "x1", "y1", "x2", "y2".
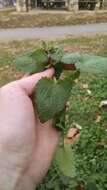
[
  {"x1": 76, "y1": 54, "x2": 107, "y2": 75},
  {"x1": 35, "y1": 77, "x2": 72, "y2": 123},
  {"x1": 61, "y1": 53, "x2": 81, "y2": 64},
  {"x1": 50, "y1": 47, "x2": 63, "y2": 63},
  {"x1": 54, "y1": 62, "x2": 63, "y2": 79},
  {"x1": 63, "y1": 70, "x2": 80, "y2": 82},
  {"x1": 62, "y1": 53, "x2": 107, "y2": 75},
  {"x1": 31, "y1": 49, "x2": 48, "y2": 64},
  {"x1": 55, "y1": 144, "x2": 76, "y2": 178},
  {"x1": 15, "y1": 49, "x2": 48, "y2": 74},
  {"x1": 15, "y1": 53, "x2": 37, "y2": 73}
]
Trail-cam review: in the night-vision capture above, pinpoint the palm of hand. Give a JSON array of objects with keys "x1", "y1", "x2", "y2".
[{"x1": 0, "y1": 69, "x2": 59, "y2": 190}]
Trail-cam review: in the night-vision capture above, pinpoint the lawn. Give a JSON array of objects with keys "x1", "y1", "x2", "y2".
[
  {"x1": 0, "y1": 9, "x2": 107, "y2": 28},
  {"x1": 0, "y1": 34, "x2": 107, "y2": 189}
]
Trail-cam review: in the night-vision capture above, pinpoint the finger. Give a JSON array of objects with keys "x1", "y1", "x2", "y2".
[{"x1": 18, "y1": 68, "x2": 54, "y2": 95}]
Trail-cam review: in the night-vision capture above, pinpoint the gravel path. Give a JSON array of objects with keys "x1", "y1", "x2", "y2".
[{"x1": 0, "y1": 23, "x2": 107, "y2": 41}]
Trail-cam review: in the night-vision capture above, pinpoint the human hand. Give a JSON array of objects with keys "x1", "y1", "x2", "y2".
[{"x1": 0, "y1": 68, "x2": 60, "y2": 190}]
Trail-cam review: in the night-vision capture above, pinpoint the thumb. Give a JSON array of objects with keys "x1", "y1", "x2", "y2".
[{"x1": 18, "y1": 68, "x2": 54, "y2": 95}]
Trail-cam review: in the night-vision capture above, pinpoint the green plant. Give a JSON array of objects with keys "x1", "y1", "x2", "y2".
[{"x1": 15, "y1": 42, "x2": 107, "y2": 181}]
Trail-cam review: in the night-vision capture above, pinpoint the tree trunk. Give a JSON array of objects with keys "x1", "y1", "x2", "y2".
[
  {"x1": 16, "y1": 0, "x2": 31, "y2": 12},
  {"x1": 67, "y1": 0, "x2": 79, "y2": 11},
  {"x1": 103, "y1": 0, "x2": 107, "y2": 9}
]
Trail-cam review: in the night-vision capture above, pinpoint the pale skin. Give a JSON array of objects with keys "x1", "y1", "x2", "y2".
[{"x1": 0, "y1": 68, "x2": 78, "y2": 190}]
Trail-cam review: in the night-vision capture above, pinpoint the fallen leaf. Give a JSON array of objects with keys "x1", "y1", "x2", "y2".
[
  {"x1": 67, "y1": 128, "x2": 79, "y2": 138},
  {"x1": 82, "y1": 96, "x2": 90, "y2": 101},
  {"x1": 95, "y1": 115, "x2": 101, "y2": 123},
  {"x1": 64, "y1": 127, "x2": 80, "y2": 145},
  {"x1": 75, "y1": 79, "x2": 79, "y2": 84},
  {"x1": 87, "y1": 89, "x2": 92, "y2": 95},
  {"x1": 97, "y1": 140, "x2": 107, "y2": 147},
  {"x1": 99, "y1": 100, "x2": 107, "y2": 108},
  {"x1": 73, "y1": 122, "x2": 82, "y2": 130},
  {"x1": 82, "y1": 83, "x2": 89, "y2": 89}
]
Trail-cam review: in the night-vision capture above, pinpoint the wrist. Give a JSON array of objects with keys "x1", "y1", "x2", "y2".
[
  {"x1": 0, "y1": 167, "x2": 36, "y2": 190},
  {"x1": 0, "y1": 167, "x2": 20, "y2": 190}
]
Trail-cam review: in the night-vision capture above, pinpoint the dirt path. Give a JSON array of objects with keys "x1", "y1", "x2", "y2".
[{"x1": 0, "y1": 23, "x2": 107, "y2": 41}]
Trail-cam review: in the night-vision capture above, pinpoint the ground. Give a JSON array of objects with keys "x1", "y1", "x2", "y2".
[
  {"x1": 0, "y1": 34, "x2": 107, "y2": 189},
  {"x1": 0, "y1": 9, "x2": 107, "y2": 28}
]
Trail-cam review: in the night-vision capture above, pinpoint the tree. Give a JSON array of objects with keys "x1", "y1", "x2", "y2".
[{"x1": 16, "y1": 0, "x2": 31, "y2": 12}]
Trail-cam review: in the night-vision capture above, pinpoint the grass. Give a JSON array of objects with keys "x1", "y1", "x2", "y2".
[
  {"x1": 0, "y1": 9, "x2": 107, "y2": 28},
  {"x1": 0, "y1": 39, "x2": 40, "y2": 86},
  {"x1": 0, "y1": 34, "x2": 107, "y2": 189}
]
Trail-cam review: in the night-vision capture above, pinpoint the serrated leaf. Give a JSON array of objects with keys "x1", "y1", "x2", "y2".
[
  {"x1": 62, "y1": 53, "x2": 107, "y2": 75},
  {"x1": 15, "y1": 49, "x2": 48, "y2": 74},
  {"x1": 31, "y1": 48, "x2": 48, "y2": 64},
  {"x1": 50, "y1": 48, "x2": 63, "y2": 63},
  {"x1": 15, "y1": 53, "x2": 37, "y2": 73},
  {"x1": 62, "y1": 53, "x2": 81, "y2": 64},
  {"x1": 76, "y1": 54, "x2": 107, "y2": 75},
  {"x1": 55, "y1": 144, "x2": 76, "y2": 178},
  {"x1": 63, "y1": 70, "x2": 80, "y2": 82},
  {"x1": 35, "y1": 77, "x2": 72, "y2": 123}
]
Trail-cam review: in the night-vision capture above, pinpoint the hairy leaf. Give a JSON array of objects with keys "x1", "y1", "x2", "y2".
[
  {"x1": 15, "y1": 53, "x2": 37, "y2": 73},
  {"x1": 63, "y1": 70, "x2": 80, "y2": 82},
  {"x1": 55, "y1": 145, "x2": 76, "y2": 178},
  {"x1": 76, "y1": 54, "x2": 107, "y2": 75},
  {"x1": 35, "y1": 77, "x2": 72, "y2": 123},
  {"x1": 50, "y1": 48, "x2": 63, "y2": 63},
  {"x1": 62, "y1": 53, "x2": 107, "y2": 75},
  {"x1": 31, "y1": 49, "x2": 48, "y2": 64},
  {"x1": 15, "y1": 49, "x2": 48, "y2": 74},
  {"x1": 61, "y1": 53, "x2": 81, "y2": 64}
]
